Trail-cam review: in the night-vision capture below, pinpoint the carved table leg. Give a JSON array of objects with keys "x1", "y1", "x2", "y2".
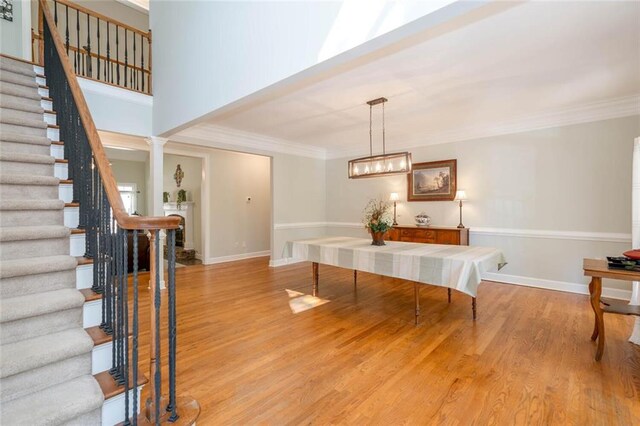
[
  {"x1": 590, "y1": 277, "x2": 605, "y2": 361},
  {"x1": 414, "y1": 283, "x2": 420, "y2": 325},
  {"x1": 589, "y1": 277, "x2": 599, "y2": 341},
  {"x1": 448, "y1": 288, "x2": 452, "y2": 303},
  {"x1": 472, "y1": 297, "x2": 477, "y2": 321},
  {"x1": 312, "y1": 262, "x2": 319, "y2": 297}
]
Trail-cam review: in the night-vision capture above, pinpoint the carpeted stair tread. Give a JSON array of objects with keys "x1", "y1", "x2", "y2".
[
  {"x1": 0, "y1": 225, "x2": 70, "y2": 242},
  {"x1": 0, "y1": 199, "x2": 64, "y2": 211},
  {"x1": 0, "y1": 152, "x2": 54, "y2": 164},
  {"x1": 0, "y1": 288, "x2": 84, "y2": 324},
  {"x1": 0, "y1": 93, "x2": 44, "y2": 114},
  {"x1": 0, "y1": 131, "x2": 50, "y2": 146},
  {"x1": 0, "y1": 109, "x2": 48, "y2": 129},
  {"x1": 0, "y1": 255, "x2": 77, "y2": 279},
  {"x1": 0, "y1": 375, "x2": 103, "y2": 426},
  {"x1": 0, "y1": 328, "x2": 92, "y2": 378},
  {"x1": 0, "y1": 69, "x2": 38, "y2": 88},
  {"x1": 0, "y1": 57, "x2": 36, "y2": 77},
  {"x1": 0, "y1": 81, "x2": 41, "y2": 100},
  {"x1": 0, "y1": 174, "x2": 59, "y2": 186}
]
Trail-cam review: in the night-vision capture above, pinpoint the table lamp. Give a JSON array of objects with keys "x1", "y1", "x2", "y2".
[
  {"x1": 389, "y1": 192, "x2": 400, "y2": 226},
  {"x1": 454, "y1": 190, "x2": 467, "y2": 228}
]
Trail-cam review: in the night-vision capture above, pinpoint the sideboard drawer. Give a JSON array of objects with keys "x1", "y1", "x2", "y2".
[{"x1": 389, "y1": 226, "x2": 469, "y2": 246}]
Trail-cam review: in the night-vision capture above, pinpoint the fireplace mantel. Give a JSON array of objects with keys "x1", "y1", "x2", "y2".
[{"x1": 163, "y1": 202, "x2": 195, "y2": 250}]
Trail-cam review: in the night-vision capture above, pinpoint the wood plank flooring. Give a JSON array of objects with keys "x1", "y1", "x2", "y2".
[{"x1": 130, "y1": 257, "x2": 640, "y2": 425}]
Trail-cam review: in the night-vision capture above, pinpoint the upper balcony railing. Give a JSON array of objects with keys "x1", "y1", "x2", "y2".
[{"x1": 33, "y1": 0, "x2": 152, "y2": 95}]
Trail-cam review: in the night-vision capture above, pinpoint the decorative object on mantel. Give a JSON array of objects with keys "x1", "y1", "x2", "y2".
[
  {"x1": 362, "y1": 198, "x2": 393, "y2": 246},
  {"x1": 163, "y1": 191, "x2": 170, "y2": 203},
  {"x1": 389, "y1": 192, "x2": 400, "y2": 225},
  {"x1": 414, "y1": 212, "x2": 432, "y2": 227},
  {"x1": 348, "y1": 97, "x2": 412, "y2": 179},
  {"x1": 176, "y1": 189, "x2": 187, "y2": 210},
  {"x1": 454, "y1": 189, "x2": 467, "y2": 228},
  {"x1": 408, "y1": 159, "x2": 457, "y2": 201},
  {"x1": 174, "y1": 164, "x2": 184, "y2": 187}
]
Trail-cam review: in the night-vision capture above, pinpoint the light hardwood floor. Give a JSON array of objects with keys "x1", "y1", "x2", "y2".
[{"x1": 132, "y1": 257, "x2": 640, "y2": 425}]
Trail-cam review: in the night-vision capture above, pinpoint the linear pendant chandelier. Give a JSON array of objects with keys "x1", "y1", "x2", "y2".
[{"x1": 348, "y1": 97, "x2": 412, "y2": 179}]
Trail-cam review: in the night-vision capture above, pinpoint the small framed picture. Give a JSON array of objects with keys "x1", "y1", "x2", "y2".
[
  {"x1": 407, "y1": 159, "x2": 457, "y2": 201},
  {"x1": 1, "y1": 0, "x2": 13, "y2": 22}
]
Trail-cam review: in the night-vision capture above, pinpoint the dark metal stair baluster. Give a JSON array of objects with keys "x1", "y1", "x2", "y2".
[
  {"x1": 140, "y1": 36, "x2": 144, "y2": 93},
  {"x1": 132, "y1": 230, "x2": 139, "y2": 426},
  {"x1": 65, "y1": 5, "x2": 69, "y2": 56},
  {"x1": 167, "y1": 229, "x2": 179, "y2": 421},
  {"x1": 132, "y1": 33, "x2": 136, "y2": 90},
  {"x1": 116, "y1": 25, "x2": 120, "y2": 85},
  {"x1": 86, "y1": 13, "x2": 91, "y2": 78},
  {"x1": 96, "y1": 18, "x2": 100, "y2": 82},
  {"x1": 124, "y1": 29, "x2": 128, "y2": 88}
]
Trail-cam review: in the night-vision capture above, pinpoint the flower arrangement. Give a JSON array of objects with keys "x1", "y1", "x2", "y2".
[{"x1": 362, "y1": 198, "x2": 393, "y2": 234}]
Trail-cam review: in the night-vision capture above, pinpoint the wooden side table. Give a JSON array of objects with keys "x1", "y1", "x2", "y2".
[{"x1": 583, "y1": 259, "x2": 640, "y2": 361}]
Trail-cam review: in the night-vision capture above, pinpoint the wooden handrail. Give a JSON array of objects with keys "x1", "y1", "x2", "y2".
[
  {"x1": 40, "y1": 0, "x2": 177, "y2": 230},
  {"x1": 49, "y1": 0, "x2": 150, "y2": 38}
]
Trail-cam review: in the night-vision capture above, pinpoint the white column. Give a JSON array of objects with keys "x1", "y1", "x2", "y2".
[
  {"x1": 146, "y1": 136, "x2": 168, "y2": 289},
  {"x1": 629, "y1": 137, "x2": 640, "y2": 345}
]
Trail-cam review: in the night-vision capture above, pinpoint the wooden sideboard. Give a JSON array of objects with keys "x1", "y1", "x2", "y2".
[{"x1": 387, "y1": 225, "x2": 469, "y2": 246}]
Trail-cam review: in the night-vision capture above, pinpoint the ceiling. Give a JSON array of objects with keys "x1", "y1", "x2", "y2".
[{"x1": 188, "y1": 1, "x2": 640, "y2": 157}]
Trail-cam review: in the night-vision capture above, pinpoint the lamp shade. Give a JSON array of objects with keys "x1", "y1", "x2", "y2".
[
  {"x1": 389, "y1": 192, "x2": 400, "y2": 202},
  {"x1": 454, "y1": 190, "x2": 467, "y2": 201}
]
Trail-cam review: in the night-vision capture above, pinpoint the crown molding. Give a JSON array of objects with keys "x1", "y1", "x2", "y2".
[
  {"x1": 325, "y1": 94, "x2": 640, "y2": 159},
  {"x1": 176, "y1": 124, "x2": 326, "y2": 159}
]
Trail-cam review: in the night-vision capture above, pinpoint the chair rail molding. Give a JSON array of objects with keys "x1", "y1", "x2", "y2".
[{"x1": 277, "y1": 221, "x2": 632, "y2": 244}]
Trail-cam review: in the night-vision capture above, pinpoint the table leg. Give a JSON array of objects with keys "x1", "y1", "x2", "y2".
[
  {"x1": 472, "y1": 297, "x2": 477, "y2": 321},
  {"x1": 589, "y1": 278, "x2": 599, "y2": 341},
  {"x1": 354, "y1": 270, "x2": 357, "y2": 290},
  {"x1": 312, "y1": 262, "x2": 319, "y2": 297},
  {"x1": 448, "y1": 288, "x2": 452, "y2": 303},
  {"x1": 414, "y1": 283, "x2": 421, "y2": 325},
  {"x1": 590, "y1": 277, "x2": 605, "y2": 361}
]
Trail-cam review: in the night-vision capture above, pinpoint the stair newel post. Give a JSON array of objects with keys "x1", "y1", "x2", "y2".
[
  {"x1": 167, "y1": 228, "x2": 179, "y2": 421},
  {"x1": 38, "y1": 1, "x2": 44, "y2": 64},
  {"x1": 146, "y1": 229, "x2": 162, "y2": 423}
]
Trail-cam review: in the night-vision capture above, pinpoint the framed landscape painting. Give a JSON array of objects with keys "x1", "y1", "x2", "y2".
[{"x1": 407, "y1": 159, "x2": 457, "y2": 201}]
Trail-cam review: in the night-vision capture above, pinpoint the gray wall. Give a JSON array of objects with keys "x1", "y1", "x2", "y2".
[
  {"x1": 1, "y1": 0, "x2": 27, "y2": 59},
  {"x1": 110, "y1": 158, "x2": 147, "y2": 215},
  {"x1": 323, "y1": 115, "x2": 640, "y2": 295}
]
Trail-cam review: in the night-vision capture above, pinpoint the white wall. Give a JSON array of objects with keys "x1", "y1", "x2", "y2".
[
  {"x1": 150, "y1": 0, "x2": 472, "y2": 135},
  {"x1": 163, "y1": 153, "x2": 203, "y2": 256},
  {"x1": 323, "y1": 116, "x2": 639, "y2": 296},
  {"x1": 208, "y1": 150, "x2": 271, "y2": 261},
  {"x1": 110, "y1": 158, "x2": 147, "y2": 215},
  {"x1": 1, "y1": 0, "x2": 30, "y2": 60}
]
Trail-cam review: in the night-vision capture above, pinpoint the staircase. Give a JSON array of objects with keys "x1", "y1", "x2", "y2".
[{"x1": 0, "y1": 56, "x2": 104, "y2": 424}]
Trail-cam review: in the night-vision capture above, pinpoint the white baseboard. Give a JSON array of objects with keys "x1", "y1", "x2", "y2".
[
  {"x1": 483, "y1": 272, "x2": 632, "y2": 300},
  {"x1": 269, "y1": 257, "x2": 304, "y2": 267},
  {"x1": 204, "y1": 250, "x2": 270, "y2": 265}
]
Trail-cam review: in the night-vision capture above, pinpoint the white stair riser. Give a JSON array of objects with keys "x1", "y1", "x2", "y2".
[
  {"x1": 33, "y1": 65, "x2": 44, "y2": 74},
  {"x1": 44, "y1": 112, "x2": 56, "y2": 125},
  {"x1": 38, "y1": 87, "x2": 49, "y2": 98},
  {"x1": 55, "y1": 162, "x2": 67, "y2": 179},
  {"x1": 48, "y1": 127, "x2": 59, "y2": 141},
  {"x1": 92, "y1": 341, "x2": 111, "y2": 374},
  {"x1": 59, "y1": 183, "x2": 73, "y2": 203},
  {"x1": 65, "y1": 206, "x2": 79, "y2": 228},
  {"x1": 36, "y1": 75, "x2": 46, "y2": 86},
  {"x1": 51, "y1": 144, "x2": 64, "y2": 159},
  {"x1": 70, "y1": 233, "x2": 85, "y2": 257},
  {"x1": 102, "y1": 386, "x2": 144, "y2": 426},
  {"x1": 84, "y1": 299, "x2": 101, "y2": 328},
  {"x1": 41, "y1": 98, "x2": 52, "y2": 110},
  {"x1": 77, "y1": 263, "x2": 93, "y2": 289}
]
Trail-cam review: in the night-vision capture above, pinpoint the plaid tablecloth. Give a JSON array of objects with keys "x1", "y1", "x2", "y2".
[{"x1": 286, "y1": 236, "x2": 507, "y2": 297}]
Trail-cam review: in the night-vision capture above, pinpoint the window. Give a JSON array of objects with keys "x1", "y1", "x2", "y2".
[{"x1": 118, "y1": 183, "x2": 138, "y2": 215}]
